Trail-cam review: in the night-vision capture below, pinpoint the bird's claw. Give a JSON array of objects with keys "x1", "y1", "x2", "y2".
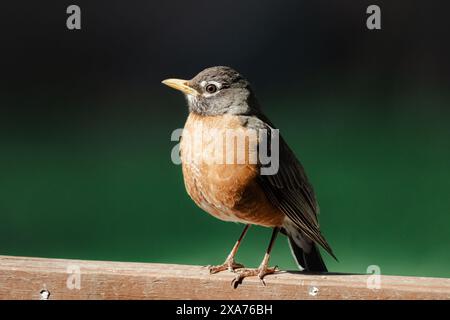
[
  {"x1": 231, "y1": 266, "x2": 278, "y2": 288},
  {"x1": 208, "y1": 259, "x2": 245, "y2": 274}
]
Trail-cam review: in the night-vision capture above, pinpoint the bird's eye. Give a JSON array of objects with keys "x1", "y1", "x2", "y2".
[{"x1": 205, "y1": 84, "x2": 218, "y2": 94}]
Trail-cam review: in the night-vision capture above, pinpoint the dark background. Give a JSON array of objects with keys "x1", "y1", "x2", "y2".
[{"x1": 1, "y1": 1, "x2": 449, "y2": 278}]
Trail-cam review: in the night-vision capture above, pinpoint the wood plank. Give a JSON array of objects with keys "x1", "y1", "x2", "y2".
[{"x1": 0, "y1": 255, "x2": 449, "y2": 300}]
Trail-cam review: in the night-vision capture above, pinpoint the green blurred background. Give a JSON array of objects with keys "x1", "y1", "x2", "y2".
[{"x1": 1, "y1": 1, "x2": 449, "y2": 278}]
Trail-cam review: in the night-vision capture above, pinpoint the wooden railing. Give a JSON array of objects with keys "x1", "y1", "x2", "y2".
[{"x1": 0, "y1": 255, "x2": 449, "y2": 299}]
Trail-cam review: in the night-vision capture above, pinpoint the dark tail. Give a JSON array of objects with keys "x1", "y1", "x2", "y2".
[{"x1": 287, "y1": 236, "x2": 328, "y2": 272}]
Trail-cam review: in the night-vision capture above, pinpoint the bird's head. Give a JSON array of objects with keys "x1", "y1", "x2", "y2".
[{"x1": 162, "y1": 66, "x2": 259, "y2": 116}]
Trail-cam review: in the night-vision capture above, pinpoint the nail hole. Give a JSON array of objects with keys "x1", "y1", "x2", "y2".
[{"x1": 308, "y1": 286, "x2": 319, "y2": 296}]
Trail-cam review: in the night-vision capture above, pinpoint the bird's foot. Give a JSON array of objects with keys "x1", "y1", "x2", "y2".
[
  {"x1": 208, "y1": 258, "x2": 245, "y2": 274},
  {"x1": 231, "y1": 265, "x2": 278, "y2": 288}
]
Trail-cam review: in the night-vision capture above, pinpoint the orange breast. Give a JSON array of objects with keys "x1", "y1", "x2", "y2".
[{"x1": 180, "y1": 113, "x2": 285, "y2": 227}]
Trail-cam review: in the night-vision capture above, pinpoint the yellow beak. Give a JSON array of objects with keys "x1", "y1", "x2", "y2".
[{"x1": 161, "y1": 78, "x2": 199, "y2": 96}]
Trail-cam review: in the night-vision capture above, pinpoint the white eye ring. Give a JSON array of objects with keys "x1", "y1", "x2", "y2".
[
  {"x1": 205, "y1": 83, "x2": 218, "y2": 93},
  {"x1": 201, "y1": 81, "x2": 222, "y2": 96}
]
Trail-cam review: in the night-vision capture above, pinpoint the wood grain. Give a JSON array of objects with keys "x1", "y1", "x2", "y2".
[{"x1": 0, "y1": 255, "x2": 449, "y2": 300}]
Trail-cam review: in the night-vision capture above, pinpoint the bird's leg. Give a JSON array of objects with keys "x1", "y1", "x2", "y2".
[
  {"x1": 209, "y1": 224, "x2": 250, "y2": 274},
  {"x1": 231, "y1": 227, "x2": 280, "y2": 288}
]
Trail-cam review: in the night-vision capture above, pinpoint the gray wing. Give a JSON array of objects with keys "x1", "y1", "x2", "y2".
[{"x1": 242, "y1": 114, "x2": 335, "y2": 259}]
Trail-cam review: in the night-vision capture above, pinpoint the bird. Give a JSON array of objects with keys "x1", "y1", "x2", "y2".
[{"x1": 162, "y1": 66, "x2": 336, "y2": 287}]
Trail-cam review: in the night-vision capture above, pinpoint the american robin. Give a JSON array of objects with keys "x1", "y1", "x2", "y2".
[{"x1": 162, "y1": 66, "x2": 336, "y2": 287}]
